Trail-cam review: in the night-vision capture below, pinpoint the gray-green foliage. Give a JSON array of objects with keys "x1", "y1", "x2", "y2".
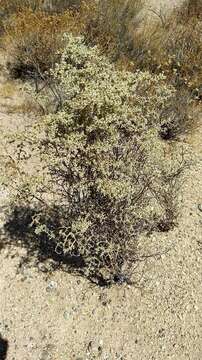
[{"x1": 5, "y1": 34, "x2": 181, "y2": 282}]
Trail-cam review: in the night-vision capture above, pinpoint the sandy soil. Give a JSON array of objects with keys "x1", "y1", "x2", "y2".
[{"x1": 0, "y1": 14, "x2": 202, "y2": 360}]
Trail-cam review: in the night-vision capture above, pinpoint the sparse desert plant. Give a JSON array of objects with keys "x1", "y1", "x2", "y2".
[
  {"x1": 41, "y1": 0, "x2": 82, "y2": 12},
  {"x1": 3, "y1": 34, "x2": 184, "y2": 284},
  {"x1": 0, "y1": 0, "x2": 81, "y2": 17},
  {"x1": 159, "y1": 89, "x2": 193, "y2": 139},
  {"x1": 78, "y1": 0, "x2": 201, "y2": 100},
  {"x1": 0, "y1": 0, "x2": 42, "y2": 14},
  {"x1": 159, "y1": 9, "x2": 202, "y2": 93},
  {"x1": 1, "y1": 0, "x2": 201, "y2": 98},
  {"x1": 185, "y1": 0, "x2": 202, "y2": 17},
  {"x1": 0, "y1": 0, "x2": 42, "y2": 31},
  {"x1": 125, "y1": 1, "x2": 202, "y2": 96},
  {"x1": 81, "y1": 0, "x2": 144, "y2": 56}
]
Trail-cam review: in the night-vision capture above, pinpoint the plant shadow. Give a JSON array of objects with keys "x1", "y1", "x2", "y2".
[
  {"x1": 1, "y1": 205, "x2": 85, "y2": 267},
  {"x1": 1, "y1": 203, "x2": 174, "y2": 287},
  {"x1": 0, "y1": 205, "x2": 113, "y2": 286},
  {"x1": 0, "y1": 335, "x2": 8, "y2": 360}
]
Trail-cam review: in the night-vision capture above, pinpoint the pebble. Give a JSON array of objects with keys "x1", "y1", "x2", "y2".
[
  {"x1": 40, "y1": 350, "x2": 50, "y2": 360},
  {"x1": 38, "y1": 263, "x2": 49, "y2": 273},
  {"x1": 198, "y1": 204, "x2": 202, "y2": 212},
  {"x1": 46, "y1": 281, "x2": 58, "y2": 293},
  {"x1": 63, "y1": 311, "x2": 70, "y2": 320}
]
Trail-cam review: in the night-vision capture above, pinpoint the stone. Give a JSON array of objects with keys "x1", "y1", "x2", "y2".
[
  {"x1": 198, "y1": 204, "x2": 202, "y2": 212},
  {"x1": 63, "y1": 311, "x2": 70, "y2": 320},
  {"x1": 46, "y1": 281, "x2": 58, "y2": 293}
]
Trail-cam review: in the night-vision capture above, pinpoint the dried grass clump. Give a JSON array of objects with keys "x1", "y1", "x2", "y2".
[
  {"x1": 126, "y1": 1, "x2": 202, "y2": 95},
  {"x1": 158, "y1": 6, "x2": 202, "y2": 93},
  {"x1": 185, "y1": 0, "x2": 202, "y2": 17},
  {"x1": 1, "y1": 0, "x2": 144, "y2": 78},
  {"x1": 79, "y1": 0, "x2": 201, "y2": 102},
  {"x1": 3, "y1": 34, "x2": 184, "y2": 284},
  {"x1": 41, "y1": 0, "x2": 82, "y2": 12},
  {"x1": 0, "y1": 0, "x2": 81, "y2": 18},
  {"x1": 2, "y1": 7, "x2": 85, "y2": 79},
  {"x1": 0, "y1": 0, "x2": 42, "y2": 29},
  {"x1": 81, "y1": 0, "x2": 144, "y2": 56}
]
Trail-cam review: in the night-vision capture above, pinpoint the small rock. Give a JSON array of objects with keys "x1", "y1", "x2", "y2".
[
  {"x1": 99, "y1": 340, "x2": 103, "y2": 347},
  {"x1": 40, "y1": 350, "x2": 50, "y2": 360},
  {"x1": 198, "y1": 204, "x2": 202, "y2": 212},
  {"x1": 46, "y1": 281, "x2": 58, "y2": 293},
  {"x1": 38, "y1": 263, "x2": 48, "y2": 273},
  {"x1": 87, "y1": 341, "x2": 92, "y2": 351},
  {"x1": 63, "y1": 311, "x2": 70, "y2": 320},
  {"x1": 40, "y1": 344, "x2": 55, "y2": 359}
]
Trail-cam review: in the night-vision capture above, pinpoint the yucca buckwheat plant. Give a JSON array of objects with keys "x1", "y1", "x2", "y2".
[{"x1": 3, "y1": 34, "x2": 183, "y2": 284}]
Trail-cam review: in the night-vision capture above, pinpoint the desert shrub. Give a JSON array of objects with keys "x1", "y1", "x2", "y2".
[
  {"x1": 3, "y1": 34, "x2": 183, "y2": 284},
  {"x1": 94, "y1": 1, "x2": 199, "y2": 138},
  {"x1": 2, "y1": 8, "x2": 85, "y2": 79},
  {"x1": 159, "y1": 89, "x2": 192, "y2": 139},
  {"x1": 76, "y1": 0, "x2": 201, "y2": 106},
  {"x1": 79, "y1": 0, "x2": 201, "y2": 98},
  {"x1": 125, "y1": 1, "x2": 202, "y2": 96},
  {"x1": 78, "y1": 0, "x2": 144, "y2": 56},
  {"x1": 159, "y1": 8, "x2": 202, "y2": 93},
  {"x1": 41, "y1": 0, "x2": 82, "y2": 12},
  {"x1": 0, "y1": 0, "x2": 146, "y2": 78},
  {"x1": 0, "y1": 0, "x2": 42, "y2": 14},
  {"x1": 0, "y1": 0, "x2": 42, "y2": 31},
  {"x1": 185, "y1": 0, "x2": 202, "y2": 17},
  {"x1": 0, "y1": 0, "x2": 81, "y2": 17}
]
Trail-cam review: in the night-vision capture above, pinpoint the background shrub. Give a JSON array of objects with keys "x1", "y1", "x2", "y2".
[
  {"x1": 152, "y1": 4, "x2": 202, "y2": 93},
  {"x1": 185, "y1": 0, "x2": 202, "y2": 17},
  {"x1": 117, "y1": 1, "x2": 202, "y2": 96},
  {"x1": 81, "y1": 0, "x2": 144, "y2": 56},
  {"x1": 77, "y1": 0, "x2": 201, "y2": 99},
  {"x1": 0, "y1": 0, "x2": 42, "y2": 31},
  {"x1": 3, "y1": 34, "x2": 184, "y2": 283},
  {"x1": 159, "y1": 88, "x2": 192, "y2": 139},
  {"x1": 41, "y1": 0, "x2": 82, "y2": 12},
  {"x1": 1, "y1": 0, "x2": 201, "y2": 98},
  {"x1": 0, "y1": 0, "x2": 81, "y2": 17},
  {"x1": 2, "y1": 7, "x2": 85, "y2": 79}
]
